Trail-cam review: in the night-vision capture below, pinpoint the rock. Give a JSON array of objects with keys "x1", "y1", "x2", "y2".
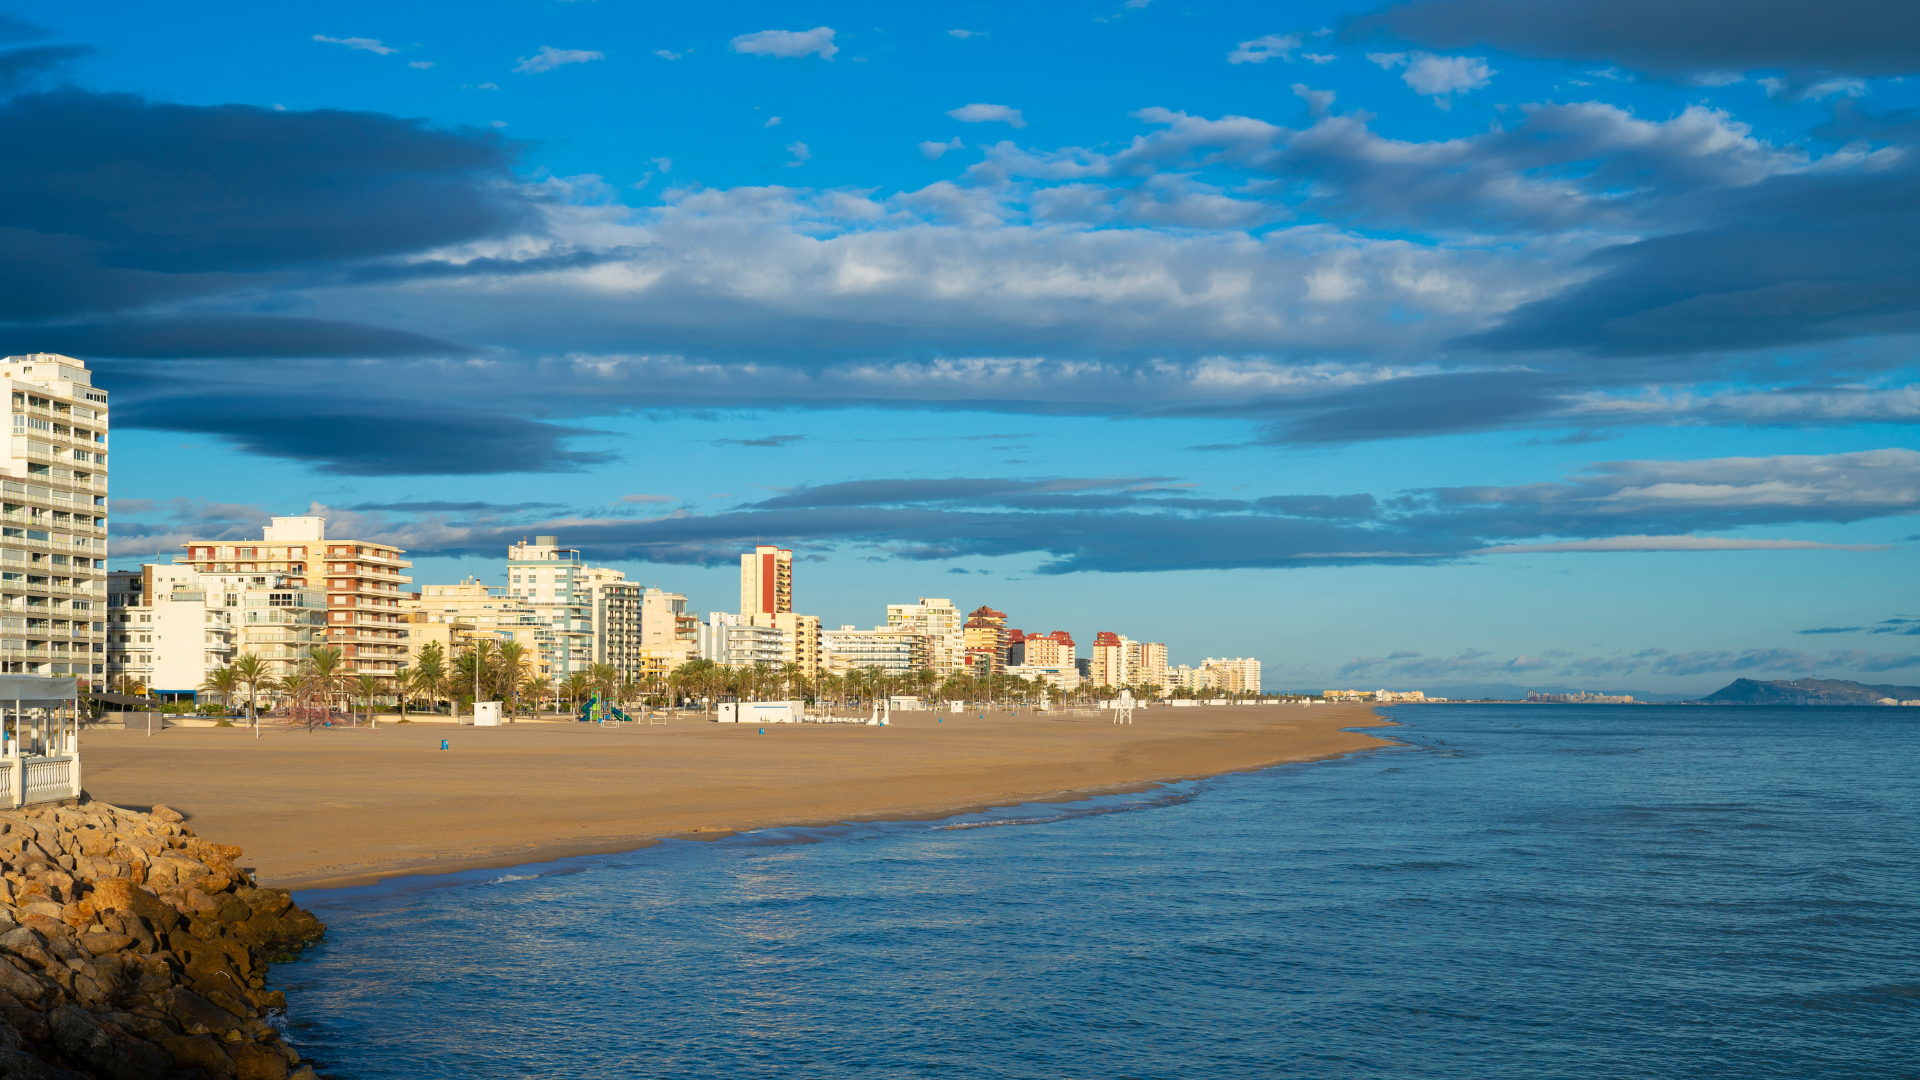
[
  {"x1": 0, "y1": 1047, "x2": 91, "y2": 1080},
  {"x1": 289, "y1": 1068, "x2": 318, "y2": 1080},
  {"x1": 215, "y1": 901, "x2": 251, "y2": 926},
  {"x1": 79, "y1": 932, "x2": 134, "y2": 957},
  {"x1": 228, "y1": 1041, "x2": 290, "y2": 1080},
  {"x1": 48, "y1": 1004, "x2": 171, "y2": 1080},
  {"x1": 148, "y1": 806, "x2": 184, "y2": 824},
  {"x1": 156, "y1": 1034, "x2": 236, "y2": 1078},
  {"x1": 160, "y1": 988, "x2": 245, "y2": 1037}
]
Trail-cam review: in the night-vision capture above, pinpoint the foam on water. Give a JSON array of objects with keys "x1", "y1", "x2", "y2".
[{"x1": 280, "y1": 706, "x2": 1919, "y2": 1078}]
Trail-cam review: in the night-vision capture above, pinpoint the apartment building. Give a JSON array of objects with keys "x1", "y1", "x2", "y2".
[
  {"x1": 403, "y1": 579, "x2": 545, "y2": 671},
  {"x1": 1128, "y1": 641, "x2": 1170, "y2": 691},
  {"x1": 0, "y1": 353, "x2": 108, "y2": 687},
  {"x1": 886, "y1": 597, "x2": 963, "y2": 674},
  {"x1": 1087, "y1": 631, "x2": 1133, "y2": 688},
  {"x1": 696, "y1": 611, "x2": 786, "y2": 668},
  {"x1": 1167, "y1": 665, "x2": 1217, "y2": 694},
  {"x1": 505, "y1": 536, "x2": 612, "y2": 679},
  {"x1": 640, "y1": 588, "x2": 698, "y2": 654},
  {"x1": 1017, "y1": 630, "x2": 1075, "y2": 670},
  {"x1": 177, "y1": 517, "x2": 411, "y2": 677},
  {"x1": 822, "y1": 625, "x2": 929, "y2": 676},
  {"x1": 1203, "y1": 657, "x2": 1262, "y2": 694},
  {"x1": 749, "y1": 611, "x2": 822, "y2": 678},
  {"x1": 739, "y1": 545, "x2": 793, "y2": 616},
  {"x1": 592, "y1": 580, "x2": 645, "y2": 682},
  {"x1": 963, "y1": 605, "x2": 1010, "y2": 675},
  {"x1": 1007, "y1": 663, "x2": 1080, "y2": 693},
  {"x1": 104, "y1": 566, "x2": 234, "y2": 696}
]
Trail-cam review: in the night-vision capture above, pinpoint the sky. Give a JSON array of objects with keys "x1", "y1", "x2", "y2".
[{"x1": 3, "y1": 0, "x2": 1918, "y2": 696}]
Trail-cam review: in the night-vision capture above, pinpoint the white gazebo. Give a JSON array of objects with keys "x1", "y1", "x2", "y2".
[{"x1": 0, "y1": 675, "x2": 82, "y2": 808}]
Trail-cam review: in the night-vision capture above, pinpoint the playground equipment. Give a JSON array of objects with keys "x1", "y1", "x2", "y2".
[{"x1": 578, "y1": 693, "x2": 638, "y2": 724}]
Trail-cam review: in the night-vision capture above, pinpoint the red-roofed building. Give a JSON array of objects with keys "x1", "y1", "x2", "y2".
[{"x1": 964, "y1": 604, "x2": 1010, "y2": 674}]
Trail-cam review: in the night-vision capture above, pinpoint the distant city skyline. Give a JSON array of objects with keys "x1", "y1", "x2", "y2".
[{"x1": 7, "y1": 0, "x2": 1916, "y2": 693}]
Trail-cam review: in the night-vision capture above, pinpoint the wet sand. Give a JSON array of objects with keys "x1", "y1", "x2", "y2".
[{"x1": 77, "y1": 704, "x2": 1394, "y2": 889}]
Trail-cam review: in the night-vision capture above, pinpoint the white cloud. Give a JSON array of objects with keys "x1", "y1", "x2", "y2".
[
  {"x1": 765, "y1": 116, "x2": 783, "y2": 127},
  {"x1": 786, "y1": 141, "x2": 812, "y2": 166},
  {"x1": 490, "y1": 120, "x2": 507, "y2": 129},
  {"x1": 948, "y1": 103, "x2": 1026, "y2": 128},
  {"x1": 920, "y1": 136, "x2": 964, "y2": 160},
  {"x1": 1292, "y1": 84, "x2": 1335, "y2": 117},
  {"x1": 1373, "y1": 51, "x2": 1495, "y2": 108},
  {"x1": 514, "y1": 46, "x2": 606, "y2": 74},
  {"x1": 409, "y1": 61, "x2": 434, "y2": 69},
  {"x1": 1124, "y1": 0, "x2": 1155, "y2": 7},
  {"x1": 654, "y1": 49, "x2": 682, "y2": 61},
  {"x1": 312, "y1": 35, "x2": 396, "y2": 56},
  {"x1": 650, "y1": 157, "x2": 673, "y2": 172},
  {"x1": 947, "y1": 29, "x2": 987, "y2": 39},
  {"x1": 1475, "y1": 535, "x2": 1887, "y2": 554},
  {"x1": 620, "y1": 494, "x2": 676, "y2": 504},
  {"x1": 1304, "y1": 53, "x2": 1337, "y2": 64},
  {"x1": 1228, "y1": 34, "x2": 1300, "y2": 65},
  {"x1": 730, "y1": 27, "x2": 838, "y2": 61},
  {"x1": 477, "y1": 82, "x2": 499, "y2": 90}
]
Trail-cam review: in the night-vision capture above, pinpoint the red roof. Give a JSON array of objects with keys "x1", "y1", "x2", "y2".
[
  {"x1": 1094, "y1": 631, "x2": 1122, "y2": 647},
  {"x1": 1045, "y1": 630, "x2": 1074, "y2": 646},
  {"x1": 968, "y1": 605, "x2": 1007, "y2": 620},
  {"x1": 1007, "y1": 629, "x2": 1027, "y2": 643}
]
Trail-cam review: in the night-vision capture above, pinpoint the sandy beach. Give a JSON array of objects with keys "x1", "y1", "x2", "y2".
[{"x1": 75, "y1": 704, "x2": 1393, "y2": 889}]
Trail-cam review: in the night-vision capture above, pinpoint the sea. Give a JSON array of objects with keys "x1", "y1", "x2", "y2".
[{"x1": 277, "y1": 705, "x2": 1919, "y2": 1078}]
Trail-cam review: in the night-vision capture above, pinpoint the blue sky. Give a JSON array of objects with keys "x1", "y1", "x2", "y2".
[{"x1": 5, "y1": 0, "x2": 1919, "y2": 694}]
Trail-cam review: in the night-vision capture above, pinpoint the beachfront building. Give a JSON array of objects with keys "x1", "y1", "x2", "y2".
[
  {"x1": 104, "y1": 566, "x2": 233, "y2": 698},
  {"x1": 748, "y1": 611, "x2": 822, "y2": 679},
  {"x1": 506, "y1": 536, "x2": 639, "y2": 681},
  {"x1": 1087, "y1": 631, "x2": 1133, "y2": 688},
  {"x1": 963, "y1": 605, "x2": 1010, "y2": 675},
  {"x1": 1167, "y1": 665, "x2": 1217, "y2": 694},
  {"x1": 1203, "y1": 657, "x2": 1262, "y2": 695},
  {"x1": 591, "y1": 580, "x2": 645, "y2": 683},
  {"x1": 822, "y1": 625, "x2": 929, "y2": 676},
  {"x1": 739, "y1": 545, "x2": 793, "y2": 617},
  {"x1": 1128, "y1": 640, "x2": 1170, "y2": 693},
  {"x1": 1007, "y1": 663, "x2": 1080, "y2": 693},
  {"x1": 403, "y1": 579, "x2": 545, "y2": 672},
  {"x1": 1013, "y1": 626, "x2": 1075, "y2": 668},
  {"x1": 696, "y1": 611, "x2": 787, "y2": 668},
  {"x1": 887, "y1": 597, "x2": 963, "y2": 674},
  {"x1": 176, "y1": 516, "x2": 411, "y2": 677},
  {"x1": 0, "y1": 353, "x2": 108, "y2": 688},
  {"x1": 640, "y1": 588, "x2": 699, "y2": 655}
]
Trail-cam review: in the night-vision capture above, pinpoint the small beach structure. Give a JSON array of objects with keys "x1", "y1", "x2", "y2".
[{"x1": 0, "y1": 675, "x2": 83, "y2": 807}]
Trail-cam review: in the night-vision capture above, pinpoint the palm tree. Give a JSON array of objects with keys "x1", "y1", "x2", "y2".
[
  {"x1": 452, "y1": 639, "x2": 493, "y2": 720},
  {"x1": 200, "y1": 666, "x2": 240, "y2": 717},
  {"x1": 496, "y1": 641, "x2": 531, "y2": 720},
  {"x1": 353, "y1": 673, "x2": 385, "y2": 729},
  {"x1": 524, "y1": 674, "x2": 553, "y2": 718},
  {"x1": 412, "y1": 642, "x2": 447, "y2": 715},
  {"x1": 230, "y1": 654, "x2": 269, "y2": 735},
  {"x1": 562, "y1": 671, "x2": 594, "y2": 719},
  {"x1": 110, "y1": 674, "x2": 146, "y2": 697},
  {"x1": 305, "y1": 646, "x2": 345, "y2": 717}
]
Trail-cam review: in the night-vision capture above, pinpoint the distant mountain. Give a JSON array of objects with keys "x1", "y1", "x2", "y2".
[{"x1": 1698, "y1": 678, "x2": 1920, "y2": 706}]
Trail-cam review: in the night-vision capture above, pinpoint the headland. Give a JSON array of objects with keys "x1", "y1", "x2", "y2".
[{"x1": 76, "y1": 704, "x2": 1393, "y2": 890}]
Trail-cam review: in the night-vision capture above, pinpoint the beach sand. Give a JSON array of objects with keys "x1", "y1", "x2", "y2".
[{"x1": 76, "y1": 704, "x2": 1394, "y2": 889}]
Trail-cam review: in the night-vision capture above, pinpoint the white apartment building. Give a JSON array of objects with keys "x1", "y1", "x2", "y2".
[
  {"x1": 1203, "y1": 657, "x2": 1262, "y2": 694},
  {"x1": 886, "y1": 597, "x2": 963, "y2": 674},
  {"x1": 696, "y1": 611, "x2": 787, "y2": 668},
  {"x1": 1167, "y1": 665, "x2": 1218, "y2": 693},
  {"x1": 822, "y1": 625, "x2": 928, "y2": 675},
  {"x1": 104, "y1": 566, "x2": 234, "y2": 696},
  {"x1": 505, "y1": 536, "x2": 641, "y2": 680},
  {"x1": 1128, "y1": 641, "x2": 1170, "y2": 691},
  {"x1": 1007, "y1": 663, "x2": 1080, "y2": 693},
  {"x1": 0, "y1": 354, "x2": 108, "y2": 687}
]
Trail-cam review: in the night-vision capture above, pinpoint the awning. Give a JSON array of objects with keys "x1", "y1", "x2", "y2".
[{"x1": 0, "y1": 675, "x2": 79, "y2": 707}]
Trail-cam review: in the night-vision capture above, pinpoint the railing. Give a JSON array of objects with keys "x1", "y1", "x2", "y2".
[{"x1": 22, "y1": 755, "x2": 75, "y2": 806}]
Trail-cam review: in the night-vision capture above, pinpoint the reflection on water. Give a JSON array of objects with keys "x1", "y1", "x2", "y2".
[{"x1": 284, "y1": 706, "x2": 1919, "y2": 1079}]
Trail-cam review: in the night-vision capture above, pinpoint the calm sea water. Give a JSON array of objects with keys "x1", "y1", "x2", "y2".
[{"x1": 279, "y1": 706, "x2": 1919, "y2": 1078}]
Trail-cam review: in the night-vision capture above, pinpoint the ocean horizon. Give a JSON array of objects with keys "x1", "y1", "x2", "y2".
[{"x1": 278, "y1": 705, "x2": 1919, "y2": 1078}]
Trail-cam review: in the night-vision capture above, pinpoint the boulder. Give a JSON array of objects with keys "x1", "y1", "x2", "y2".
[
  {"x1": 0, "y1": 1047, "x2": 91, "y2": 1080},
  {"x1": 160, "y1": 988, "x2": 245, "y2": 1037},
  {"x1": 79, "y1": 932, "x2": 134, "y2": 957},
  {"x1": 48, "y1": 1004, "x2": 171, "y2": 1080},
  {"x1": 155, "y1": 1034, "x2": 236, "y2": 1078},
  {"x1": 147, "y1": 806, "x2": 184, "y2": 824}
]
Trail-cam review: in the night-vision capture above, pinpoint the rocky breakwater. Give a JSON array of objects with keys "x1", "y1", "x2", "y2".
[{"x1": 0, "y1": 800, "x2": 324, "y2": 1080}]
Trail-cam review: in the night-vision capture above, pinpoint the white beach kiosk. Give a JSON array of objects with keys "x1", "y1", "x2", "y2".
[{"x1": 0, "y1": 675, "x2": 83, "y2": 808}]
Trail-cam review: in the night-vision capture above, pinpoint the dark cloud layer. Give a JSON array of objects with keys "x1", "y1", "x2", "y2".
[
  {"x1": 12, "y1": 315, "x2": 473, "y2": 359},
  {"x1": 1349, "y1": 0, "x2": 1920, "y2": 80},
  {"x1": 118, "y1": 397, "x2": 615, "y2": 476}
]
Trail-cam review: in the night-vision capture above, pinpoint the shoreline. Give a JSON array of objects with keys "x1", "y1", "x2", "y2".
[{"x1": 77, "y1": 704, "x2": 1398, "y2": 892}]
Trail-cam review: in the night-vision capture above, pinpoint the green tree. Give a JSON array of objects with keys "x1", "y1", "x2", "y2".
[
  {"x1": 200, "y1": 666, "x2": 240, "y2": 715},
  {"x1": 231, "y1": 653, "x2": 269, "y2": 735},
  {"x1": 353, "y1": 673, "x2": 385, "y2": 728},
  {"x1": 412, "y1": 641, "x2": 447, "y2": 714},
  {"x1": 305, "y1": 646, "x2": 345, "y2": 715},
  {"x1": 497, "y1": 641, "x2": 531, "y2": 719}
]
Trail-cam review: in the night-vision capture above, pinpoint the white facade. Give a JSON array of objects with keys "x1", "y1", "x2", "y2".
[
  {"x1": 886, "y1": 597, "x2": 963, "y2": 674},
  {"x1": 1202, "y1": 657, "x2": 1262, "y2": 694},
  {"x1": 696, "y1": 611, "x2": 787, "y2": 668},
  {"x1": 1007, "y1": 663, "x2": 1080, "y2": 693},
  {"x1": 105, "y1": 566, "x2": 234, "y2": 695},
  {"x1": 506, "y1": 536, "x2": 627, "y2": 678},
  {"x1": 0, "y1": 354, "x2": 108, "y2": 687}
]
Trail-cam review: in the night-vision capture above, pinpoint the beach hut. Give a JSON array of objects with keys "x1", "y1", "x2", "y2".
[{"x1": 0, "y1": 675, "x2": 82, "y2": 808}]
